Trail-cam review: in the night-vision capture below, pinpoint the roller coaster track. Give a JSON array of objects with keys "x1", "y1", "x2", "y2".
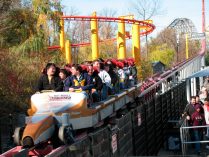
[
  {"x1": 1, "y1": 145, "x2": 63, "y2": 157},
  {"x1": 1, "y1": 132, "x2": 87, "y2": 157},
  {"x1": 48, "y1": 15, "x2": 155, "y2": 49}
]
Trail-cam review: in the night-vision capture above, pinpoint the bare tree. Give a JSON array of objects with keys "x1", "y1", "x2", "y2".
[
  {"x1": 131, "y1": 0, "x2": 163, "y2": 20},
  {"x1": 130, "y1": 0, "x2": 165, "y2": 58},
  {"x1": 64, "y1": 7, "x2": 91, "y2": 44},
  {"x1": 65, "y1": 7, "x2": 80, "y2": 42},
  {"x1": 97, "y1": 8, "x2": 118, "y2": 58},
  {"x1": 98, "y1": 8, "x2": 117, "y2": 40}
]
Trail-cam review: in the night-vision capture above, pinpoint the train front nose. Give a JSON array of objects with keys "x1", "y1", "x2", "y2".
[{"x1": 22, "y1": 115, "x2": 55, "y2": 146}]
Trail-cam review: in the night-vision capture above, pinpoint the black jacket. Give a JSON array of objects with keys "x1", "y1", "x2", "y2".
[
  {"x1": 92, "y1": 72, "x2": 103, "y2": 91},
  {"x1": 184, "y1": 103, "x2": 196, "y2": 117},
  {"x1": 36, "y1": 74, "x2": 63, "y2": 92},
  {"x1": 108, "y1": 70, "x2": 119, "y2": 86}
]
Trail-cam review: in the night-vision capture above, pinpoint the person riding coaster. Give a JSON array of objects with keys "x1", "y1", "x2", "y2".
[
  {"x1": 36, "y1": 63, "x2": 63, "y2": 92},
  {"x1": 67, "y1": 64, "x2": 93, "y2": 96}
]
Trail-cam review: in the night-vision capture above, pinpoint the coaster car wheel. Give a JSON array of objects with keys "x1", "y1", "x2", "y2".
[{"x1": 58, "y1": 125, "x2": 75, "y2": 144}]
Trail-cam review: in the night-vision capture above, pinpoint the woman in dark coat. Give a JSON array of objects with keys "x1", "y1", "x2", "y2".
[{"x1": 36, "y1": 63, "x2": 63, "y2": 92}]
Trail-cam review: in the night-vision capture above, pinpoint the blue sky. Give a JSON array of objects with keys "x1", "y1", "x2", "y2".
[{"x1": 61, "y1": 0, "x2": 209, "y2": 36}]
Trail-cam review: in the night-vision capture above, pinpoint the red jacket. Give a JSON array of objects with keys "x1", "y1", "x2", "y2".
[{"x1": 191, "y1": 111, "x2": 206, "y2": 127}]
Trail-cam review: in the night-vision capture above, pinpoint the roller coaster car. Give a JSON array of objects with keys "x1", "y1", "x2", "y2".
[{"x1": 13, "y1": 87, "x2": 137, "y2": 148}]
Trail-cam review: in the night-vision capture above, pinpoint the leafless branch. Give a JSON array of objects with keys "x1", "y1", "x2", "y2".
[{"x1": 130, "y1": 0, "x2": 165, "y2": 20}]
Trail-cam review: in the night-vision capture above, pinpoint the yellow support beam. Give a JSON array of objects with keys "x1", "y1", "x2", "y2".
[
  {"x1": 185, "y1": 33, "x2": 189, "y2": 59},
  {"x1": 144, "y1": 20, "x2": 153, "y2": 24},
  {"x1": 59, "y1": 12, "x2": 65, "y2": 54},
  {"x1": 140, "y1": 20, "x2": 153, "y2": 30},
  {"x1": 117, "y1": 18, "x2": 126, "y2": 59},
  {"x1": 116, "y1": 15, "x2": 135, "y2": 60},
  {"x1": 132, "y1": 23, "x2": 142, "y2": 79},
  {"x1": 65, "y1": 40, "x2": 72, "y2": 64},
  {"x1": 119, "y1": 15, "x2": 134, "y2": 19},
  {"x1": 132, "y1": 24, "x2": 140, "y2": 59},
  {"x1": 91, "y1": 12, "x2": 99, "y2": 60}
]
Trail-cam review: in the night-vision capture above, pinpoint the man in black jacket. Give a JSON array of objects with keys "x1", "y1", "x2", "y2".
[
  {"x1": 183, "y1": 96, "x2": 197, "y2": 144},
  {"x1": 183, "y1": 96, "x2": 197, "y2": 124},
  {"x1": 36, "y1": 63, "x2": 63, "y2": 92}
]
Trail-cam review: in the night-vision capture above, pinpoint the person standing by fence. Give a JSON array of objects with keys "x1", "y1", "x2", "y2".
[
  {"x1": 191, "y1": 104, "x2": 206, "y2": 155},
  {"x1": 183, "y1": 96, "x2": 200, "y2": 148},
  {"x1": 199, "y1": 86, "x2": 208, "y2": 102},
  {"x1": 203, "y1": 98, "x2": 209, "y2": 149},
  {"x1": 183, "y1": 96, "x2": 197, "y2": 125}
]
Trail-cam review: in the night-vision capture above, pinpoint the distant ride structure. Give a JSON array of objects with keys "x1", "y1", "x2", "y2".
[
  {"x1": 168, "y1": 18, "x2": 198, "y2": 35},
  {"x1": 168, "y1": 18, "x2": 204, "y2": 60}
]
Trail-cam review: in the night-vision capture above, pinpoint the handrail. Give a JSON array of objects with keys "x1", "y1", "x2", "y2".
[
  {"x1": 181, "y1": 125, "x2": 209, "y2": 129},
  {"x1": 139, "y1": 55, "x2": 202, "y2": 97}
]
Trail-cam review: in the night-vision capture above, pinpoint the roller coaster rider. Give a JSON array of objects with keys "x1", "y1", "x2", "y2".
[
  {"x1": 93, "y1": 60, "x2": 112, "y2": 100},
  {"x1": 67, "y1": 64, "x2": 93, "y2": 96},
  {"x1": 36, "y1": 63, "x2": 63, "y2": 92},
  {"x1": 87, "y1": 64, "x2": 103, "y2": 102},
  {"x1": 59, "y1": 68, "x2": 71, "y2": 91}
]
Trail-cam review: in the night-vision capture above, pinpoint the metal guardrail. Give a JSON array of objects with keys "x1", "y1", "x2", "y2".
[
  {"x1": 140, "y1": 55, "x2": 202, "y2": 97},
  {"x1": 180, "y1": 118, "x2": 189, "y2": 155},
  {"x1": 180, "y1": 119, "x2": 209, "y2": 155}
]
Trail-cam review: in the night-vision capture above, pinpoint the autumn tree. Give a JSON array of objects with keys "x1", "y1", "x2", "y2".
[
  {"x1": 177, "y1": 37, "x2": 200, "y2": 62},
  {"x1": 205, "y1": 50, "x2": 209, "y2": 66},
  {"x1": 0, "y1": 0, "x2": 64, "y2": 115},
  {"x1": 98, "y1": 8, "x2": 118, "y2": 59},
  {"x1": 149, "y1": 44, "x2": 175, "y2": 67},
  {"x1": 63, "y1": 7, "x2": 92, "y2": 63}
]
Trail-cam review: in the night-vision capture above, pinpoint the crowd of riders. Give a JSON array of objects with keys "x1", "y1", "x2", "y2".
[
  {"x1": 183, "y1": 84, "x2": 209, "y2": 155},
  {"x1": 36, "y1": 58, "x2": 137, "y2": 103}
]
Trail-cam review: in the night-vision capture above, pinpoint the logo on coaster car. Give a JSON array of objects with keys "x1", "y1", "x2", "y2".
[{"x1": 48, "y1": 94, "x2": 71, "y2": 101}]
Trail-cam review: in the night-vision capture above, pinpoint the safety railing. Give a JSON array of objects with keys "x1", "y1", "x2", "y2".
[
  {"x1": 180, "y1": 118, "x2": 189, "y2": 155},
  {"x1": 180, "y1": 119, "x2": 209, "y2": 155}
]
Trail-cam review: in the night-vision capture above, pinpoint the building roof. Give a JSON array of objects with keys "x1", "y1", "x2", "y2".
[
  {"x1": 152, "y1": 61, "x2": 165, "y2": 67},
  {"x1": 187, "y1": 66, "x2": 209, "y2": 79}
]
